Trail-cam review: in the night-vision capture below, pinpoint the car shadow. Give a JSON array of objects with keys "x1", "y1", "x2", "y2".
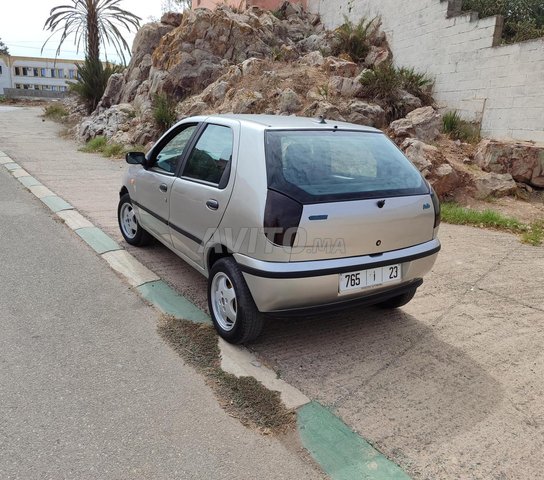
[{"x1": 252, "y1": 305, "x2": 502, "y2": 448}]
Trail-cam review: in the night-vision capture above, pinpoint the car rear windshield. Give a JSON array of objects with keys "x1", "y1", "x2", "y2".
[{"x1": 265, "y1": 130, "x2": 428, "y2": 203}]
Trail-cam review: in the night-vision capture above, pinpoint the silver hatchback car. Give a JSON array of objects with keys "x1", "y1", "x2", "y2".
[{"x1": 118, "y1": 114, "x2": 440, "y2": 343}]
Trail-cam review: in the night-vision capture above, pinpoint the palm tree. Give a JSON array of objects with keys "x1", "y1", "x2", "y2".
[{"x1": 43, "y1": 0, "x2": 141, "y2": 64}]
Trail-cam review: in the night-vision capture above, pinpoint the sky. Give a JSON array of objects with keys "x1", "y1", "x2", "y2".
[{"x1": 0, "y1": 0, "x2": 173, "y2": 64}]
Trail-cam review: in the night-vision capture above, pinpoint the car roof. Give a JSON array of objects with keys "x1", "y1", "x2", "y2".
[{"x1": 190, "y1": 114, "x2": 383, "y2": 133}]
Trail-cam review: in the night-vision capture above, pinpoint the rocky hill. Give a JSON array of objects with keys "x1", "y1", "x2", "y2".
[{"x1": 73, "y1": 2, "x2": 543, "y2": 203}]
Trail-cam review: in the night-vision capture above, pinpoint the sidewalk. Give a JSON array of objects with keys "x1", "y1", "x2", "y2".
[{"x1": 2, "y1": 106, "x2": 544, "y2": 480}]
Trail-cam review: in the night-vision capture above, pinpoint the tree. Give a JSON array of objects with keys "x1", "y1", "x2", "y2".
[
  {"x1": 0, "y1": 37, "x2": 9, "y2": 56},
  {"x1": 43, "y1": 0, "x2": 141, "y2": 65}
]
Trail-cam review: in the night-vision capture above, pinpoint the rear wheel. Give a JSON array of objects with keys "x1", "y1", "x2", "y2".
[
  {"x1": 118, "y1": 193, "x2": 152, "y2": 246},
  {"x1": 208, "y1": 257, "x2": 264, "y2": 344},
  {"x1": 376, "y1": 287, "x2": 417, "y2": 309}
]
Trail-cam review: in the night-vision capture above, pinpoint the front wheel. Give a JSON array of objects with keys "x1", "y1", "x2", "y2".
[
  {"x1": 117, "y1": 193, "x2": 152, "y2": 246},
  {"x1": 376, "y1": 287, "x2": 417, "y2": 309},
  {"x1": 208, "y1": 257, "x2": 264, "y2": 344}
]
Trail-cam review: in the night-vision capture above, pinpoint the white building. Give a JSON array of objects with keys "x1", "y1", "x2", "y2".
[{"x1": 0, "y1": 55, "x2": 82, "y2": 95}]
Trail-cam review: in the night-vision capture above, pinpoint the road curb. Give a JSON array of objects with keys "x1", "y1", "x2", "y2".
[{"x1": 1, "y1": 152, "x2": 412, "y2": 480}]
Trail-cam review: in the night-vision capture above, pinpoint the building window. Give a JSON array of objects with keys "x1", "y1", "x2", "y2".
[
  {"x1": 50, "y1": 68, "x2": 56, "y2": 78},
  {"x1": 0, "y1": 65, "x2": 2, "y2": 75},
  {"x1": 34, "y1": 85, "x2": 40, "y2": 90},
  {"x1": 68, "y1": 69, "x2": 75, "y2": 79},
  {"x1": 22, "y1": 67, "x2": 28, "y2": 76},
  {"x1": 15, "y1": 66, "x2": 21, "y2": 76},
  {"x1": 33, "y1": 68, "x2": 39, "y2": 77},
  {"x1": 41, "y1": 68, "x2": 47, "y2": 77},
  {"x1": 23, "y1": 84, "x2": 29, "y2": 89},
  {"x1": 57, "y1": 68, "x2": 64, "y2": 78}
]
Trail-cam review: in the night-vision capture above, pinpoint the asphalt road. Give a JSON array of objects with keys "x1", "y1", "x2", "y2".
[{"x1": 0, "y1": 165, "x2": 322, "y2": 479}]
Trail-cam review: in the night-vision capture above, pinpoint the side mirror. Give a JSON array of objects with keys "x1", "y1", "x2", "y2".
[{"x1": 126, "y1": 151, "x2": 146, "y2": 165}]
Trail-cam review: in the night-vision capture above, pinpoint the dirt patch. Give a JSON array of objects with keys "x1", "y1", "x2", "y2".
[{"x1": 158, "y1": 315, "x2": 295, "y2": 434}]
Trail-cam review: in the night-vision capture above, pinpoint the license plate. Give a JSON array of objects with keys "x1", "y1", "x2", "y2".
[{"x1": 339, "y1": 264, "x2": 401, "y2": 293}]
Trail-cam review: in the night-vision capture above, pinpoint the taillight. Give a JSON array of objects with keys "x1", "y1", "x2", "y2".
[
  {"x1": 430, "y1": 187, "x2": 441, "y2": 228},
  {"x1": 263, "y1": 190, "x2": 303, "y2": 247}
]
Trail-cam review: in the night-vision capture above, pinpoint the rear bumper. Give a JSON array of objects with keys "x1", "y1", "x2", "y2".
[{"x1": 235, "y1": 239, "x2": 440, "y2": 313}]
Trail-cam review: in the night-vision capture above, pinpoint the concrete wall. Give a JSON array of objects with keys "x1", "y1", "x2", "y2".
[
  {"x1": 308, "y1": 0, "x2": 544, "y2": 143},
  {"x1": 3, "y1": 88, "x2": 67, "y2": 99},
  {"x1": 192, "y1": 0, "x2": 306, "y2": 11}
]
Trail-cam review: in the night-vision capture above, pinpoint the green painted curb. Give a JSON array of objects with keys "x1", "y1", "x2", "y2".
[
  {"x1": 76, "y1": 227, "x2": 121, "y2": 254},
  {"x1": 41, "y1": 195, "x2": 73, "y2": 213},
  {"x1": 298, "y1": 402, "x2": 411, "y2": 480},
  {"x1": 18, "y1": 176, "x2": 42, "y2": 188},
  {"x1": 4, "y1": 162, "x2": 20, "y2": 171},
  {"x1": 137, "y1": 280, "x2": 211, "y2": 324}
]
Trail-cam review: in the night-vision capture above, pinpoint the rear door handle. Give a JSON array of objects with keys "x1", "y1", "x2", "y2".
[
  {"x1": 206, "y1": 199, "x2": 219, "y2": 210},
  {"x1": 159, "y1": 183, "x2": 168, "y2": 193}
]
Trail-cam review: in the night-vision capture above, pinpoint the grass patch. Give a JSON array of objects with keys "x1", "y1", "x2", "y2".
[
  {"x1": 158, "y1": 316, "x2": 295, "y2": 433},
  {"x1": 43, "y1": 104, "x2": 69, "y2": 122},
  {"x1": 442, "y1": 203, "x2": 543, "y2": 245},
  {"x1": 442, "y1": 111, "x2": 481, "y2": 143},
  {"x1": 521, "y1": 220, "x2": 544, "y2": 246},
  {"x1": 80, "y1": 136, "x2": 108, "y2": 153},
  {"x1": 79, "y1": 136, "x2": 146, "y2": 158}
]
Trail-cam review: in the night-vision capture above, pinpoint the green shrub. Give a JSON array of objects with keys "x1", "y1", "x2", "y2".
[
  {"x1": 80, "y1": 136, "x2": 108, "y2": 153},
  {"x1": 332, "y1": 16, "x2": 378, "y2": 63},
  {"x1": 70, "y1": 58, "x2": 122, "y2": 114},
  {"x1": 359, "y1": 64, "x2": 401, "y2": 99},
  {"x1": 43, "y1": 104, "x2": 69, "y2": 122},
  {"x1": 462, "y1": 0, "x2": 544, "y2": 43},
  {"x1": 360, "y1": 64, "x2": 433, "y2": 121},
  {"x1": 153, "y1": 93, "x2": 177, "y2": 132},
  {"x1": 397, "y1": 67, "x2": 434, "y2": 99},
  {"x1": 102, "y1": 143, "x2": 125, "y2": 157},
  {"x1": 442, "y1": 111, "x2": 481, "y2": 143}
]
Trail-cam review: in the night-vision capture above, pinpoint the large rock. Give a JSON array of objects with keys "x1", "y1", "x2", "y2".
[
  {"x1": 329, "y1": 76, "x2": 363, "y2": 98},
  {"x1": 98, "y1": 73, "x2": 125, "y2": 110},
  {"x1": 431, "y1": 163, "x2": 461, "y2": 199},
  {"x1": 278, "y1": 88, "x2": 302, "y2": 113},
  {"x1": 347, "y1": 101, "x2": 385, "y2": 127},
  {"x1": 323, "y1": 56, "x2": 358, "y2": 77},
  {"x1": 364, "y1": 46, "x2": 391, "y2": 68},
  {"x1": 77, "y1": 104, "x2": 136, "y2": 142},
  {"x1": 390, "y1": 106, "x2": 441, "y2": 142},
  {"x1": 474, "y1": 139, "x2": 544, "y2": 188},
  {"x1": 472, "y1": 172, "x2": 517, "y2": 199},
  {"x1": 402, "y1": 138, "x2": 437, "y2": 175}
]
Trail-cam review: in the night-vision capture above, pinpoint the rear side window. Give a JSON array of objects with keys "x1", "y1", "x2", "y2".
[
  {"x1": 265, "y1": 130, "x2": 428, "y2": 203},
  {"x1": 182, "y1": 124, "x2": 233, "y2": 186}
]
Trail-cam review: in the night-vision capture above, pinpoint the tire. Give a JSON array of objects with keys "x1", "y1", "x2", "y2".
[
  {"x1": 117, "y1": 193, "x2": 153, "y2": 247},
  {"x1": 207, "y1": 257, "x2": 264, "y2": 344},
  {"x1": 376, "y1": 287, "x2": 417, "y2": 309}
]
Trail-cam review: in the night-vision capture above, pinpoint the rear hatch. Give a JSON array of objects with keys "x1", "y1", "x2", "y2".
[
  {"x1": 264, "y1": 129, "x2": 436, "y2": 261},
  {"x1": 292, "y1": 195, "x2": 434, "y2": 261}
]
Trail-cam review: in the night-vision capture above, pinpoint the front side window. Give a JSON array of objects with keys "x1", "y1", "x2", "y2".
[
  {"x1": 182, "y1": 124, "x2": 233, "y2": 186},
  {"x1": 265, "y1": 130, "x2": 428, "y2": 203},
  {"x1": 153, "y1": 125, "x2": 198, "y2": 174}
]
